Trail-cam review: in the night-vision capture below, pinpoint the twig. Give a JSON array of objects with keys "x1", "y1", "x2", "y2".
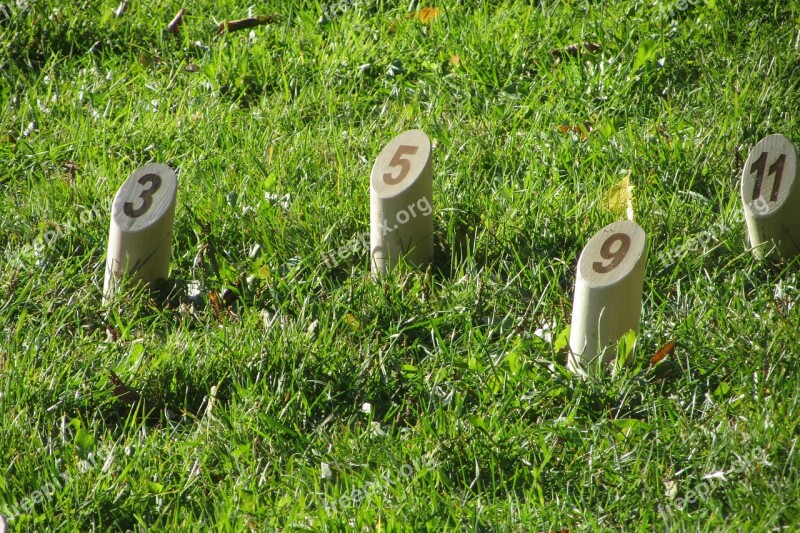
[
  {"x1": 215, "y1": 15, "x2": 278, "y2": 36},
  {"x1": 166, "y1": 8, "x2": 186, "y2": 35}
]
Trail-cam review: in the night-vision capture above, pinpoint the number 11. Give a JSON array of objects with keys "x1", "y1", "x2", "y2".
[{"x1": 751, "y1": 151, "x2": 786, "y2": 202}]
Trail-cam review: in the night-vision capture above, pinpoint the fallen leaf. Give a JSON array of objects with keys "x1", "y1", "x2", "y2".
[
  {"x1": 208, "y1": 290, "x2": 224, "y2": 323},
  {"x1": 216, "y1": 15, "x2": 279, "y2": 35},
  {"x1": 551, "y1": 41, "x2": 601, "y2": 61},
  {"x1": 139, "y1": 54, "x2": 162, "y2": 67},
  {"x1": 166, "y1": 7, "x2": 186, "y2": 35},
  {"x1": 411, "y1": 7, "x2": 441, "y2": 23},
  {"x1": 62, "y1": 160, "x2": 78, "y2": 181},
  {"x1": 605, "y1": 172, "x2": 635, "y2": 221},
  {"x1": 106, "y1": 324, "x2": 119, "y2": 342},
  {"x1": 449, "y1": 55, "x2": 461, "y2": 66},
  {"x1": 557, "y1": 121, "x2": 592, "y2": 139},
  {"x1": 649, "y1": 340, "x2": 676, "y2": 365}
]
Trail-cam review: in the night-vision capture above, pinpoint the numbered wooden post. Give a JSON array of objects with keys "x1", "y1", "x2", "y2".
[
  {"x1": 741, "y1": 134, "x2": 800, "y2": 259},
  {"x1": 568, "y1": 220, "x2": 648, "y2": 374},
  {"x1": 370, "y1": 129, "x2": 434, "y2": 274},
  {"x1": 103, "y1": 163, "x2": 178, "y2": 302}
]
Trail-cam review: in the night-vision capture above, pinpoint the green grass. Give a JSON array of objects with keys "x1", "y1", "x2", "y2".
[{"x1": 2, "y1": 0, "x2": 800, "y2": 530}]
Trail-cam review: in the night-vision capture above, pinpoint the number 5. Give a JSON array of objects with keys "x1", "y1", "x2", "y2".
[{"x1": 383, "y1": 145, "x2": 419, "y2": 185}]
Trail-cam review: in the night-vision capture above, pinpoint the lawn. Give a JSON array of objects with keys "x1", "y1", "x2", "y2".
[{"x1": 1, "y1": 0, "x2": 799, "y2": 530}]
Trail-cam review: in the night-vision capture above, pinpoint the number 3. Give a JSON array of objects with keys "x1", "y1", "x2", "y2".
[
  {"x1": 383, "y1": 145, "x2": 419, "y2": 185},
  {"x1": 124, "y1": 174, "x2": 162, "y2": 218},
  {"x1": 592, "y1": 232, "x2": 631, "y2": 274}
]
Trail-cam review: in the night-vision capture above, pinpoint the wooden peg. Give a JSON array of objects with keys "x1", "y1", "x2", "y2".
[
  {"x1": 568, "y1": 220, "x2": 648, "y2": 374},
  {"x1": 370, "y1": 129, "x2": 434, "y2": 274},
  {"x1": 740, "y1": 134, "x2": 800, "y2": 259},
  {"x1": 103, "y1": 163, "x2": 178, "y2": 301}
]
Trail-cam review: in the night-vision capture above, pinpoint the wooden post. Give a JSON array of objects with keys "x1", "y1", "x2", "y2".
[
  {"x1": 740, "y1": 134, "x2": 800, "y2": 259},
  {"x1": 103, "y1": 163, "x2": 178, "y2": 302},
  {"x1": 370, "y1": 129, "x2": 434, "y2": 274},
  {"x1": 568, "y1": 220, "x2": 648, "y2": 375}
]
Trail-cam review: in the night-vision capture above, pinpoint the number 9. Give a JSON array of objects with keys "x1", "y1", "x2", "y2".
[{"x1": 592, "y1": 232, "x2": 631, "y2": 274}]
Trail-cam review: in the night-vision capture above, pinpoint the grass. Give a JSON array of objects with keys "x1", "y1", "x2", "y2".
[{"x1": 1, "y1": 0, "x2": 800, "y2": 530}]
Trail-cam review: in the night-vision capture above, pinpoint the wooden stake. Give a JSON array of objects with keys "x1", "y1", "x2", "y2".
[
  {"x1": 568, "y1": 220, "x2": 648, "y2": 374},
  {"x1": 370, "y1": 129, "x2": 434, "y2": 274},
  {"x1": 740, "y1": 134, "x2": 800, "y2": 259},
  {"x1": 103, "y1": 164, "x2": 178, "y2": 302}
]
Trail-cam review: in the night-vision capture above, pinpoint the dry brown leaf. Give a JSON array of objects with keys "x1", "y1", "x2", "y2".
[
  {"x1": 166, "y1": 8, "x2": 186, "y2": 35},
  {"x1": 208, "y1": 290, "x2": 224, "y2": 323},
  {"x1": 557, "y1": 121, "x2": 592, "y2": 139},
  {"x1": 649, "y1": 340, "x2": 676, "y2": 366},
  {"x1": 62, "y1": 160, "x2": 78, "y2": 181},
  {"x1": 139, "y1": 54, "x2": 162, "y2": 67},
  {"x1": 106, "y1": 324, "x2": 119, "y2": 342},
  {"x1": 216, "y1": 15, "x2": 279, "y2": 35}
]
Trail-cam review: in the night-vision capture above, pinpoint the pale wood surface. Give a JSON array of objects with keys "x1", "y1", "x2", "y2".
[
  {"x1": 568, "y1": 220, "x2": 648, "y2": 374},
  {"x1": 741, "y1": 133, "x2": 800, "y2": 259},
  {"x1": 370, "y1": 130, "x2": 434, "y2": 274},
  {"x1": 103, "y1": 163, "x2": 178, "y2": 301}
]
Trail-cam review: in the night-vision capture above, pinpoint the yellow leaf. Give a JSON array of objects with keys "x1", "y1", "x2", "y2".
[
  {"x1": 416, "y1": 7, "x2": 440, "y2": 23},
  {"x1": 605, "y1": 172, "x2": 635, "y2": 221},
  {"x1": 449, "y1": 54, "x2": 461, "y2": 66}
]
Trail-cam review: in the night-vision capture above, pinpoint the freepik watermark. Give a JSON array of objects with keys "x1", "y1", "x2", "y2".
[
  {"x1": 658, "y1": 445, "x2": 768, "y2": 520},
  {"x1": 0, "y1": 448, "x2": 110, "y2": 523},
  {"x1": 320, "y1": 0, "x2": 367, "y2": 21},
  {"x1": 322, "y1": 457, "x2": 433, "y2": 514},
  {"x1": 3, "y1": 204, "x2": 103, "y2": 268},
  {"x1": 657, "y1": 199, "x2": 768, "y2": 269},
  {"x1": 321, "y1": 196, "x2": 432, "y2": 268}
]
